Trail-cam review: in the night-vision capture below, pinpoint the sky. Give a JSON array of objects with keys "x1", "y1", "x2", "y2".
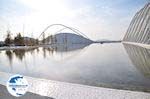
[{"x1": 0, "y1": 0, "x2": 149, "y2": 41}]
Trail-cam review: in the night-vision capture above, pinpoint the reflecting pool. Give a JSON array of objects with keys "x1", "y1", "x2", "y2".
[{"x1": 0, "y1": 43, "x2": 150, "y2": 92}]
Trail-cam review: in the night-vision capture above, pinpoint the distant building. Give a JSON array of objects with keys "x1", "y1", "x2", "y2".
[
  {"x1": 44, "y1": 33, "x2": 93, "y2": 45},
  {"x1": 23, "y1": 37, "x2": 38, "y2": 46}
]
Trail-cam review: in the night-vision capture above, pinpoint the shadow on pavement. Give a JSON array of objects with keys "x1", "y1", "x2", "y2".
[{"x1": 0, "y1": 84, "x2": 55, "y2": 99}]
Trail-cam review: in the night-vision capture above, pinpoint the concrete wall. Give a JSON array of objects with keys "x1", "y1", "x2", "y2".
[{"x1": 123, "y1": 3, "x2": 150, "y2": 44}]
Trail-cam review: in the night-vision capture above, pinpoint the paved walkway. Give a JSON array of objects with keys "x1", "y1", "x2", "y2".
[{"x1": 0, "y1": 71, "x2": 150, "y2": 99}]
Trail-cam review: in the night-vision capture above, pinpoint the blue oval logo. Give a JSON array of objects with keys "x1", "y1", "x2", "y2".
[{"x1": 6, "y1": 74, "x2": 28, "y2": 97}]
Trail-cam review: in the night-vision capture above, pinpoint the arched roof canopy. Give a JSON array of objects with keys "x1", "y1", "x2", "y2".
[{"x1": 38, "y1": 24, "x2": 90, "y2": 40}]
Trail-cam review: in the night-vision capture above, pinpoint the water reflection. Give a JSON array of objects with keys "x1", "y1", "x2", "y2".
[
  {"x1": 3, "y1": 44, "x2": 90, "y2": 66},
  {"x1": 123, "y1": 44, "x2": 150, "y2": 77},
  {"x1": 5, "y1": 48, "x2": 37, "y2": 62},
  {"x1": 5, "y1": 50, "x2": 13, "y2": 71},
  {"x1": 42, "y1": 43, "x2": 90, "y2": 52},
  {"x1": 13, "y1": 49, "x2": 25, "y2": 61},
  {"x1": 1, "y1": 43, "x2": 150, "y2": 92},
  {"x1": 5, "y1": 50, "x2": 13, "y2": 64}
]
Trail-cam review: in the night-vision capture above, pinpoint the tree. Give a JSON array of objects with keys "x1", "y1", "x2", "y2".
[
  {"x1": 35, "y1": 39, "x2": 39, "y2": 45},
  {"x1": 5, "y1": 30, "x2": 13, "y2": 46},
  {"x1": 14, "y1": 33, "x2": 24, "y2": 46}
]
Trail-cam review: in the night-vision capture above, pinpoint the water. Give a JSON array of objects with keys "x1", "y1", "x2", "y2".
[{"x1": 0, "y1": 43, "x2": 150, "y2": 92}]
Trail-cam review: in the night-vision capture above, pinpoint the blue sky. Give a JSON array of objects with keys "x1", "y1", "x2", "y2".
[{"x1": 0, "y1": 0, "x2": 149, "y2": 40}]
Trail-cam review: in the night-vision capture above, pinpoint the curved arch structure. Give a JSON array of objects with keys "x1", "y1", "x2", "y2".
[{"x1": 39, "y1": 24, "x2": 90, "y2": 40}]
